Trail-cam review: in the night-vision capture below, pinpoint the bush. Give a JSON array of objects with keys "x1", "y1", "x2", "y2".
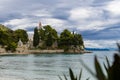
[{"x1": 5, "y1": 42, "x2": 17, "y2": 52}]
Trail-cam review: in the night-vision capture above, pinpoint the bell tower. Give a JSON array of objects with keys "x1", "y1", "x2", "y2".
[{"x1": 38, "y1": 22, "x2": 42, "y2": 29}]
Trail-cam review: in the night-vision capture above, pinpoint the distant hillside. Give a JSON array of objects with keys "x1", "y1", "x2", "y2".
[{"x1": 0, "y1": 24, "x2": 11, "y2": 31}]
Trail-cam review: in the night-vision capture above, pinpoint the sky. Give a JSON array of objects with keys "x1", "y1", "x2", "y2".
[{"x1": 0, "y1": 0, "x2": 120, "y2": 48}]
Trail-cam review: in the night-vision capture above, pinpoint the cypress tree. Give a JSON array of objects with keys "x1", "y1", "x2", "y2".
[{"x1": 33, "y1": 27, "x2": 39, "y2": 47}]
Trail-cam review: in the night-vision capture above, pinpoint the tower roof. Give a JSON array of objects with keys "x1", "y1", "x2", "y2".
[{"x1": 38, "y1": 22, "x2": 42, "y2": 29}]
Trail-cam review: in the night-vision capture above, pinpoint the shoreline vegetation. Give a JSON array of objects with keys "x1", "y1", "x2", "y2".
[{"x1": 0, "y1": 22, "x2": 90, "y2": 55}]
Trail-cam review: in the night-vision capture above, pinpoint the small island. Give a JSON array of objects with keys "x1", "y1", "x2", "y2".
[{"x1": 0, "y1": 22, "x2": 86, "y2": 55}]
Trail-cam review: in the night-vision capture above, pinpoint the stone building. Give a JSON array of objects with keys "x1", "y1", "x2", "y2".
[
  {"x1": 0, "y1": 45, "x2": 6, "y2": 53},
  {"x1": 16, "y1": 39, "x2": 28, "y2": 53},
  {"x1": 27, "y1": 39, "x2": 33, "y2": 49}
]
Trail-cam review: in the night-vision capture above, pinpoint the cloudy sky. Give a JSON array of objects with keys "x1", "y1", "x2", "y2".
[{"x1": 0, "y1": 0, "x2": 120, "y2": 48}]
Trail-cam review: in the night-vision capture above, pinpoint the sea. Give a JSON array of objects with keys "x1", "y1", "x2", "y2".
[{"x1": 0, "y1": 51, "x2": 118, "y2": 80}]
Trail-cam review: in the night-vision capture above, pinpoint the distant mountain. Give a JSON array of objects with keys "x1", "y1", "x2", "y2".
[{"x1": 0, "y1": 24, "x2": 12, "y2": 31}]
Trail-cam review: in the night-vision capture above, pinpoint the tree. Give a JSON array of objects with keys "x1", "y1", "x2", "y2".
[
  {"x1": 0, "y1": 30, "x2": 9, "y2": 46},
  {"x1": 14, "y1": 29, "x2": 28, "y2": 44},
  {"x1": 39, "y1": 25, "x2": 58, "y2": 48},
  {"x1": 59, "y1": 29, "x2": 73, "y2": 46},
  {"x1": 58, "y1": 29, "x2": 84, "y2": 51},
  {"x1": 58, "y1": 29, "x2": 73, "y2": 51},
  {"x1": 39, "y1": 28, "x2": 45, "y2": 40},
  {"x1": 5, "y1": 42, "x2": 17, "y2": 52},
  {"x1": 74, "y1": 34, "x2": 84, "y2": 45},
  {"x1": 71, "y1": 34, "x2": 84, "y2": 47},
  {"x1": 0, "y1": 29, "x2": 17, "y2": 52},
  {"x1": 45, "y1": 33, "x2": 54, "y2": 47},
  {"x1": 33, "y1": 27, "x2": 39, "y2": 47},
  {"x1": 0, "y1": 24, "x2": 30, "y2": 52}
]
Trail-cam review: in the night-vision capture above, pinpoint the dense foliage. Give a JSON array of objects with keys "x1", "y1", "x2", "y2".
[
  {"x1": 33, "y1": 27, "x2": 39, "y2": 47},
  {"x1": 0, "y1": 24, "x2": 11, "y2": 31},
  {"x1": 38, "y1": 25, "x2": 58, "y2": 48},
  {"x1": 0, "y1": 25, "x2": 17, "y2": 52},
  {"x1": 59, "y1": 29, "x2": 72, "y2": 46},
  {"x1": 33, "y1": 25, "x2": 84, "y2": 50},
  {"x1": 14, "y1": 29, "x2": 28, "y2": 44},
  {"x1": 0, "y1": 24, "x2": 28, "y2": 52},
  {"x1": 43, "y1": 25, "x2": 58, "y2": 47},
  {"x1": 58, "y1": 29, "x2": 84, "y2": 51}
]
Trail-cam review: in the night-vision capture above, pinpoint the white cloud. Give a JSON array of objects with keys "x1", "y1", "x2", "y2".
[
  {"x1": 40, "y1": 18, "x2": 68, "y2": 32},
  {"x1": 69, "y1": 7, "x2": 92, "y2": 20},
  {"x1": 76, "y1": 21, "x2": 105, "y2": 31},
  {"x1": 84, "y1": 40, "x2": 117, "y2": 48},
  {"x1": 106, "y1": 0, "x2": 120, "y2": 16},
  {"x1": 3, "y1": 18, "x2": 37, "y2": 30},
  {"x1": 41, "y1": 18, "x2": 65, "y2": 26},
  {"x1": 76, "y1": 18, "x2": 120, "y2": 31},
  {"x1": 58, "y1": 0, "x2": 94, "y2": 8},
  {"x1": 24, "y1": 9, "x2": 52, "y2": 17},
  {"x1": 4, "y1": 19, "x2": 29, "y2": 25},
  {"x1": 69, "y1": 7, "x2": 104, "y2": 21},
  {"x1": 3, "y1": 17, "x2": 68, "y2": 32}
]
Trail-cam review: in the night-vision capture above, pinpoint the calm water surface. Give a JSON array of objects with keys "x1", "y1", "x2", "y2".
[{"x1": 0, "y1": 51, "x2": 117, "y2": 80}]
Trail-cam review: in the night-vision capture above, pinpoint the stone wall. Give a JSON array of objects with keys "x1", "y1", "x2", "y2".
[
  {"x1": 29, "y1": 49, "x2": 64, "y2": 53},
  {"x1": 0, "y1": 47, "x2": 6, "y2": 53}
]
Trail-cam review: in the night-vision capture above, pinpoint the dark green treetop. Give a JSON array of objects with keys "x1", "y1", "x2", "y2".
[
  {"x1": 0, "y1": 25, "x2": 17, "y2": 52},
  {"x1": 33, "y1": 27, "x2": 39, "y2": 47},
  {"x1": 0, "y1": 24, "x2": 29, "y2": 52},
  {"x1": 58, "y1": 29, "x2": 84, "y2": 50},
  {"x1": 39, "y1": 25, "x2": 58, "y2": 47},
  {"x1": 59, "y1": 29, "x2": 73, "y2": 46},
  {"x1": 14, "y1": 29, "x2": 28, "y2": 44}
]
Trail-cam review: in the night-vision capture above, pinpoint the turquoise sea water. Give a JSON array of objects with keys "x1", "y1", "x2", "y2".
[{"x1": 0, "y1": 51, "x2": 117, "y2": 80}]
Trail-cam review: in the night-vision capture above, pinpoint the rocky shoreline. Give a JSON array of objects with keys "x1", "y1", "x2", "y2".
[
  {"x1": 0, "y1": 49, "x2": 92, "y2": 55},
  {"x1": 0, "y1": 49, "x2": 92, "y2": 56}
]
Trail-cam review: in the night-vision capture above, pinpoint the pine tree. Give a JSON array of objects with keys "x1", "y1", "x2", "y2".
[{"x1": 33, "y1": 27, "x2": 39, "y2": 47}]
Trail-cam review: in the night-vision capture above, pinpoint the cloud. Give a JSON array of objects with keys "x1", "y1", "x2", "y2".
[
  {"x1": 69, "y1": 7, "x2": 104, "y2": 21},
  {"x1": 84, "y1": 40, "x2": 117, "y2": 48},
  {"x1": 58, "y1": 0, "x2": 94, "y2": 8},
  {"x1": 30, "y1": 9, "x2": 52, "y2": 17},
  {"x1": 41, "y1": 18, "x2": 66, "y2": 26},
  {"x1": 68, "y1": 7, "x2": 108, "y2": 31},
  {"x1": 4, "y1": 18, "x2": 37, "y2": 30},
  {"x1": 69, "y1": 7, "x2": 92, "y2": 20},
  {"x1": 80, "y1": 19, "x2": 119, "y2": 31},
  {"x1": 105, "y1": 0, "x2": 120, "y2": 17},
  {"x1": 0, "y1": 0, "x2": 120, "y2": 48},
  {"x1": 3, "y1": 17, "x2": 67, "y2": 32}
]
